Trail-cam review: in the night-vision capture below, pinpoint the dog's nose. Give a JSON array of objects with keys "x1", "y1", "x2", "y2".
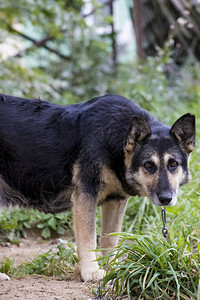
[{"x1": 158, "y1": 194, "x2": 172, "y2": 205}]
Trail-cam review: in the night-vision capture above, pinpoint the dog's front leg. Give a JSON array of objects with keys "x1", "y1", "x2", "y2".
[
  {"x1": 72, "y1": 189, "x2": 105, "y2": 281},
  {"x1": 101, "y1": 199, "x2": 127, "y2": 257}
]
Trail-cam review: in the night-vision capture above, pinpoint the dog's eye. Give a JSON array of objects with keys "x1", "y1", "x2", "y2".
[
  {"x1": 144, "y1": 161, "x2": 153, "y2": 170},
  {"x1": 169, "y1": 161, "x2": 178, "y2": 170}
]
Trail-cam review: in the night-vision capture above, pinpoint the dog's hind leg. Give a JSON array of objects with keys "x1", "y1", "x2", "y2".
[
  {"x1": 100, "y1": 199, "x2": 127, "y2": 257},
  {"x1": 72, "y1": 189, "x2": 105, "y2": 281}
]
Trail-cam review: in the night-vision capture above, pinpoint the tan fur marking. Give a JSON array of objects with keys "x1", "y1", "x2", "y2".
[
  {"x1": 72, "y1": 164, "x2": 129, "y2": 280},
  {"x1": 125, "y1": 144, "x2": 134, "y2": 152},
  {"x1": 187, "y1": 153, "x2": 192, "y2": 181},
  {"x1": 72, "y1": 163, "x2": 81, "y2": 188},
  {"x1": 163, "y1": 153, "x2": 185, "y2": 188},
  {"x1": 187, "y1": 143, "x2": 195, "y2": 153},
  {"x1": 163, "y1": 153, "x2": 171, "y2": 166},
  {"x1": 151, "y1": 154, "x2": 160, "y2": 166},
  {"x1": 127, "y1": 154, "x2": 160, "y2": 197},
  {"x1": 98, "y1": 166, "x2": 128, "y2": 204},
  {"x1": 72, "y1": 189, "x2": 104, "y2": 281},
  {"x1": 167, "y1": 168, "x2": 183, "y2": 190},
  {"x1": 124, "y1": 148, "x2": 134, "y2": 168},
  {"x1": 163, "y1": 153, "x2": 184, "y2": 190},
  {"x1": 132, "y1": 167, "x2": 159, "y2": 196},
  {"x1": 72, "y1": 163, "x2": 105, "y2": 281},
  {"x1": 101, "y1": 199, "x2": 127, "y2": 256}
]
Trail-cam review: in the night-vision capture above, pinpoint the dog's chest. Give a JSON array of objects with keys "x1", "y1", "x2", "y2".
[{"x1": 97, "y1": 166, "x2": 128, "y2": 204}]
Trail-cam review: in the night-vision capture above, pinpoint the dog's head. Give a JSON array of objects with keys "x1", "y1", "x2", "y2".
[{"x1": 124, "y1": 113, "x2": 196, "y2": 206}]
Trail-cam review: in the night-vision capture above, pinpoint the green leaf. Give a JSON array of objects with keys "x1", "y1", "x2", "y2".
[
  {"x1": 47, "y1": 217, "x2": 57, "y2": 230},
  {"x1": 57, "y1": 225, "x2": 66, "y2": 235},
  {"x1": 37, "y1": 223, "x2": 47, "y2": 229},
  {"x1": 23, "y1": 221, "x2": 31, "y2": 228},
  {"x1": 42, "y1": 227, "x2": 51, "y2": 239}
]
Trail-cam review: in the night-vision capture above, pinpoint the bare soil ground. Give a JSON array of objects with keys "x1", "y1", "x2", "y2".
[{"x1": 0, "y1": 236, "x2": 93, "y2": 300}]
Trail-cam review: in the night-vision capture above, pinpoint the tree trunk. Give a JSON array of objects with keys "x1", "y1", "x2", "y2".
[{"x1": 130, "y1": 0, "x2": 200, "y2": 62}]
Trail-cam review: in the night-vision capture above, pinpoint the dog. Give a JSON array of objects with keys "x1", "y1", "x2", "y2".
[{"x1": 0, "y1": 93, "x2": 196, "y2": 281}]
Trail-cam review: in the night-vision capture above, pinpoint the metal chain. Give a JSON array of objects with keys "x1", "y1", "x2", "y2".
[{"x1": 161, "y1": 207, "x2": 168, "y2": 241}]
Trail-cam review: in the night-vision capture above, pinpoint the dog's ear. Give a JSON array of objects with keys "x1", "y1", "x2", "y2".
[
  {"x1": 125, "y1": 116, "x2": 151, "y2": 152},
  {"x1": 170, "y1": 113, "x2": 196, "y2": 153}
]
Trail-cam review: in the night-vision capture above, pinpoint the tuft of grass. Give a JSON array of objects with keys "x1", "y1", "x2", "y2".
[
  {"x1": 0, "y1": 257, "x2": 14, "y2": 275},
  {"x1": 0, "y1": 242, "x2": 78, "y2": 279},
  {"x1": 99, "y1": 231, "x2": 200, "y2": 299},
  {"x1": 16, "y1": 242, "x2": 78, "y2": 278}
]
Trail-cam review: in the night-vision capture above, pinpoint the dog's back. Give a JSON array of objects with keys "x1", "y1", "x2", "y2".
[{"x1": 0, "y1": 94, "x2": 81, "y2": 211}]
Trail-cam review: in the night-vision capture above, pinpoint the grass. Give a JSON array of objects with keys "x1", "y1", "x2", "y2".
[
  {"x1": 0, "y1": 242, "x2": 78, "y2": 279},
  {"x1": 2, "y1": 226, "x2": 200, "y2": 298},
  {"x1": 0, "y1": 257, "x2": 14, "y2": 275},
  {"x1": 98, "y1": 230, "x2": 200, "y2": 299},
  {"x1": 16, "y1": 242, "x2": 78, "y2": 278}
]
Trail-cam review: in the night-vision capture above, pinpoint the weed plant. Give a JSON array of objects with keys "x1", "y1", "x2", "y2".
[
  {"x1": 16, "y1": 242, "x2": 78, "y2": 278},
  {"x1": 0, "y1": 242, "x2": 78, "y2": 279},
  {"x1": 0, "y1": 208, "x2": 72, "y2": 242},
  {"x1": 35, "y1": 211, "x2": 73, "y2": 239},
  {"x1": 0, "y1": 208, "x2": 33, "y2": 243},
  {"x1": 99, "y1": 230, "x2": 200, "y2": 299}
]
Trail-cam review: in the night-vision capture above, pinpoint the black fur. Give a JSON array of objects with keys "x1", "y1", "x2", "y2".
[{"x1": 0, "y1": 93, "x2": 195, "y2": 212}]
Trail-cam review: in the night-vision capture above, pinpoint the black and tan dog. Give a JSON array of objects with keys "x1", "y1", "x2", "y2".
[{"x1": 0, "y1": 93, "x2": 196, "y2": 281}]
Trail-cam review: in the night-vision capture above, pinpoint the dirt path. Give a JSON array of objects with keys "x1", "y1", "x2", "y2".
[
  {"x1": 0, "y1": 277, "x2": 92, "y2": 300},
  {"x1": 0, "y1": 237, "x2": 93, "y2": 300}
]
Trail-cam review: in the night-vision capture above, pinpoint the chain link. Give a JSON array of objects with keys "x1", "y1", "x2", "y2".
[{"x1": 161, "y1": 207, "x2": 168, "y2": 241}]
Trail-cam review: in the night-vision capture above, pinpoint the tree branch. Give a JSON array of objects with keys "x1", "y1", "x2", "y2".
[{"x1": 8, "y1": 25, "x2": 71, "y2": 61}]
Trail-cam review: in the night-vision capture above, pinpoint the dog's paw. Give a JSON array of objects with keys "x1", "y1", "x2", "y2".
[
  {"x1": 81, "y1": 268, "x2": 105, "y2": 282},
  {"x1": 0, "y1": 273, "x2": 10, "y2": 280}
]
